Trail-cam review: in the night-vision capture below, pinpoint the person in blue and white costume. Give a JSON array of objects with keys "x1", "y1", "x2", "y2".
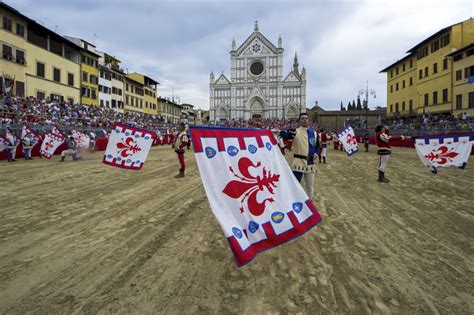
[{"x1": 281, "y1": 112, "x2": 320, "y2": 199}]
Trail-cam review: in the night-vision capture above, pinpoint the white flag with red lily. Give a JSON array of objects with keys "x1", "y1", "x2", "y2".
[
  {"x1": 103, "y1": 123, "x2": 156, "y2": 170},
  {"x1": 190, "y1": 127, "x2": 322, "y2": 267},
  {"x1": 51, "y1": 125, "x2": 65, "y2": 138},
  {"x1": 336, "y1": 126, "x2": 359, "y2": 156},
  {"x1": 0, "y1": 135, "x2": 8, "y2": 152},
  {"x1": 414, "y1": 133, "x2": 473, "y2": 174},
  {"x1": 40, "y1": 132, "x2": 65, "y2": 159},
  {"x1": 22, "y1": 125, "x2": 41, "y2": 149},
  {"x1": 71, "y1": 129, "x2": 90, "y2": 149}
]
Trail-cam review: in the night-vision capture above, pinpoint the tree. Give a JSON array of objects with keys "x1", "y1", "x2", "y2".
[
  {"x1": 340, "y1": 101, "x2": 345, "y2": 111},
  {"x1": 352, "y1": 100, "x2": 356, "y2": 110},
  {"x1": 347, "y1": 101, "x2": 352, "y2": 110},
  {"x1": 356, "y1": 96, "x2": 362, "y2": 110}
]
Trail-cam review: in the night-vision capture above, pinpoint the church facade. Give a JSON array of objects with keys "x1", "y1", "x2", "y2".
[{"x1": 209, "y1": 21, "x2": 307, "y2": 121}]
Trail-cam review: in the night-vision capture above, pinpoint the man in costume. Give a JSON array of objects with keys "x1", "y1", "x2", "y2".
[
  {"x1": 375, "y1": 125, "x2": 391, "y2": 183},
  {"x1": 318, "y1": 128, "x2": 331, "y2": 164},
  {"x1": 282, "y1": 113, "x2": 320, "y2": 199},
  {"x1": 363, "y1": 133, "x2": 370, "y2": 152},
  {"x1": 174, "y1": 123, "x2": 189, "y2": 178},
  {"x1": 22, "y1": 132, "x2": 33, "y2": 160},
  {"x1": 60, "y1": 133, "x2": 82, "y2": 162}
]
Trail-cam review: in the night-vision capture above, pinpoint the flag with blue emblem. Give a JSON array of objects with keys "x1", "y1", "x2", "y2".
[
  {"x1": 191, "y1": 127, "x2": 322, "y2": 267},
  {"x1": 103, "y1": 123, "x2": 156, "y2": 170},
  {"x1": 414, "y1": 133, "x2": 474, "y2": 174},
  {"x1": 336, "y1": 126, "x2": 359, "y2": 156}
]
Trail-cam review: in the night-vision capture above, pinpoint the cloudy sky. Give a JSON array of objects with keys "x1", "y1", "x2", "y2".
[{"x1": 10, "y1": 0, "x2": 473, "y2": 110}]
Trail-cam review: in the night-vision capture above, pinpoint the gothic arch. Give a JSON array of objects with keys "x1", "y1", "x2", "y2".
[
  {"x1": 216, "y1": 106, "x2": 228, "y2": 120},
  {"x1": 249, "y1": 97, "x2": 264, "y2": 119},
  {"x1": 285, "y1": 104, "x2": 299, "y2": 119}
]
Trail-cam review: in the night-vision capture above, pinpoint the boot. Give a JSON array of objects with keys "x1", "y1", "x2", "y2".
[
  {"x1": 383, "y1": 172, "x2": 390, "y2": 183},
  {"x1": 378, "y1": 170, "x2": 389, "y2": 183},
  {"x1": 175, "y1": 169, "x2": 185, "y2": 178},
  {"x1": 60, "y1": 156, "x2": 65, "y2": 162},
  {"x1": 319, "y1": 156, "x2": 322, "y2": 163},
  {"x1": 323, "y1": 157, "x2": 326, "y2": 164}
]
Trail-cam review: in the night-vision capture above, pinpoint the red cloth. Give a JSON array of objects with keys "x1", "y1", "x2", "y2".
[
  {"x1": 177, "y1": 152, "x2": 185, "y2": 171},
  {"x1": 376, "y1": 131, "x2": 391, "y2": 149}
]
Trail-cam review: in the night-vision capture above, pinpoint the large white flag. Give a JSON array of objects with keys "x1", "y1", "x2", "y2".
[
  {"x1": 191, "y1": 127, "x2": 322, "y2": 267},
  {"x1": 336, "y1": 126, "x2": 359, "y2": 156},
  {"x1": 415, "y1": 133, "x2": 473, "y2": 174},
  {"x1": 40, "y1": 132, "x2": 65, "y2": 159},
  {"x1": 71, "y1": 129, "x2": 90, "y2": 149},
  {"x1": 103, "y1": 123, "x2": 156, "y2": 170}
]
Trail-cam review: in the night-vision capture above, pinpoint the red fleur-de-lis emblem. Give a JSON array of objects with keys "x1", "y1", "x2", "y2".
[
  {"x1": 346, "y1": 133, "x2": 357, "y2": 146},
  {"x1": 117, "y1": 137, "x2": 142, "y2": 158},
  {"x1": 44, "y1": 139, "x2": 55, "y2": 151},
  {"x1": 424, "y1": 145, "x2": 459, "y2": 165},
  {"x1": 222, "y1": 157, "x2": 280, "y2": 216}
]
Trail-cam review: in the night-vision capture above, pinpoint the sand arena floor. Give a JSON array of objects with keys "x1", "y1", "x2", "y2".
[{"x1": 0, "y1": 146, "x2": 472, "y2": 314}]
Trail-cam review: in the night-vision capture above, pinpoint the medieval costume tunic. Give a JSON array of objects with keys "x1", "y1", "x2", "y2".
[
  {"x1": 290, "y1": 127, "x2": 319, "y2": 173},
  {"x1": 174, "y1": 130, "x2": 189, "y2": 177},
  {"x1": 376, "y1": 129, "x2": 391, "y2": 182}
]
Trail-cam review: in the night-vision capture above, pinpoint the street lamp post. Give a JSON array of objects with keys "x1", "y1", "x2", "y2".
[{"x1": 359, "y1": 81, "x2": 376, "y2": 131}]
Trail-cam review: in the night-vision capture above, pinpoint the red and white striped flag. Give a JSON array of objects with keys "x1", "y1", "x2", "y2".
[
  {"x1": 191, "y1": 127, "x2": 322, "y2": 267},
  {"x1": 103, "y1": 123, "x2": 156, "y2": 170}
]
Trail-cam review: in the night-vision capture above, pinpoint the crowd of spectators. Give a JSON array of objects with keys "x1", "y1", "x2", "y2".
[
  {"x1": 215, "y1": 118, "x2": 310, "y2": 130},
  {"x1": 0, "y1": 96, "x2": 171, "y2": 130}
]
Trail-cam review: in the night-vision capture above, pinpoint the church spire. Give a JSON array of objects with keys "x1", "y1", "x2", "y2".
[
  {"x1": 278, "y1": 34, "x2": 282, "y2": 48},
  {"x1": 293, "y1": 52, "x2": 299, "y2": 76},
  {"x1": 231, "y1": 37, "x2": 236, "y2": 51},
  {"x1": 254, "y1": 20, "x2": 259, "y2": 32},
  {"x1": 210, "y1": 70, "x2": 215, "y2": 83}
]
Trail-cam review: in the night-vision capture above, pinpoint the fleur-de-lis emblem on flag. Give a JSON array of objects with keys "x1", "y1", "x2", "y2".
[
  {"x1": 424, "y1": 145, "x2": 459, "y2": 165},
  {"x1": 117, "y1": 137, "x2": 142, "y2": 158},
  {"x1": 223, "y1": 157, "x2": 280, "y2": 216}
]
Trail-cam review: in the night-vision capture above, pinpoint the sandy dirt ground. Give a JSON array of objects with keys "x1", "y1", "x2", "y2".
[{"x1": 0, "y1": 146, "x2": 473, "y2": 314}]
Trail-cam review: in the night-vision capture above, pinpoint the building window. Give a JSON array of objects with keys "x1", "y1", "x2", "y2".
[
  {"x1": 440, "y1": 33, "x2": 450, "y2": 47},
  {"x1": 90, "y1": 75, "x2": 98, "y2": 85},
  {"x1": 53, "y1": 68, "x2": 60, "y2": 82},
  {"x1": 431, "y1": 40, "x2": 440, "y2": 53},
  {"x1": 419, "y1": 69, "x2": 423, "y2": 79},
  {"x1": 50, "y1": 94, "x2": 63, "y2": 102},
  {"x1": 68, "y1": 98, "x2": 74, "y2": 104},
  {"x1": 456, "y1": 94, "x2": 462, "y2": 110},
  {"x1": 81, "y1": 86, "x2": 89, "y2": 97},
  {"x1": 469, "y1": 92, "x2": 474, "y2": 109},
  {"x1": 465, "y1": 66, "x2": 474, "y2": 79},
  {"x1": 37, "y1": 62, "x2": 45, "y2": 78},
  {"x1": 15, "y1": 81, "x2": 25, "y2": 97},
  {"x1": 16, "y1": 49, "x2": 25, "y2": 65},
  {"x1": 2, "y1": 44, "x2": 13, "y2": 60},
  {"x1": 126, "y1": 95, "x2": 129, "y2": 105},
  {"x1": 433, "y1": 91, "x2": 438, "y2": 105},
  {"x1": 395, "y1": 103, "x2": 399, "y2": 112},
  {"x1": 68, "y1": 73, "x2": 74, "y2": 86},
  {"x1": 100, "y1": 100, "x2": 104, "y2": 107},
  {"x1": 410, "y1": 77, "x2": 413, "y2": 86},
  {"x1": 390, "y1": 71, "x2": 393, "y2": 78},
  {"x1": 390, "y1": 85, "x2": 393, "y2": 93},
  {"x1": 425, "y1": 67, "x2": 428, "y2": 77},
  {"x1": 3, "y1": 16, "x2": 12, "y2": 32},
  {"x1": 433, "y1": 63, "x2": 438, "y2": 74},
  {"x1": 455, "y1": 70, "x2": 462, "y2": 81},
  {"x1": 390, "y1": 104, "x2": 393, "y2": 112},
  {"x1": 82, "y1": 71, "x2": 88, "y2": 82},
  {"x1": 16, "y1": 23, "x2": 25, "y2": 37},
  {"x1": 37, "y1": 91, "x2": 45, "y2": 100},
  {"x1": 91, "y1": 88, "x2": 97, "y2": 99},
  {"x1": 402, "y1": 101, "x2": 405, "y2": 111},
  {"x1": 424, "y1": 94, "x2": 429, "y2": 106},
  {"x1": 409, "y1": 99, "x2": 413, "y2": 112},
  {"x1": 443, "y1": 59, "x2": 448, "y2": 70},
  {"x1": 402, "y1": 80, "x2": 405, "y2": 88},
  {"x1": 396, "y1": 83, "x2": 399, "y2": 91},
  {"x1": 396, "y1": 67, "x2": 399, "y2": 75},
  {"x1": 442, "y1": 89, "x2": 448, "y2": 103},
  {"x1": 417, "y1": 46, "x2": 429, "y2": 60}
]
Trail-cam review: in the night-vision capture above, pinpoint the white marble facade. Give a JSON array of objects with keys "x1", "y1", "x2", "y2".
[{"x1": 209, "y1": 21, "x2": 306, "y2": 121}]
